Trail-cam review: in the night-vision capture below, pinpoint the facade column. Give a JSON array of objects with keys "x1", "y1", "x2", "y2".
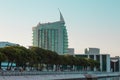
[
  {"x1": 87, "y1": 55, "x2": 90, "y2": 71},
  {"x1": 100, "y1": 55, "x2": 102, "y2": 72},
  {"x1": 119, "y1": 58, "x2": 120, "y2": 72},
  {"x1": 106, "y1": 55, "x2": 110, "y2": 72},
  {"x1": 88, "y1": 55, "x2": 90, "y2": 58},
  {"x1": 94, "y1": 55, "x2": 96, "y2": 71}
]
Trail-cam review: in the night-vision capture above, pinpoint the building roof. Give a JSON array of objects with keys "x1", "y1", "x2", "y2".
[{"x1": 59, "y1": 9, "x2": 65, "y2": 23}]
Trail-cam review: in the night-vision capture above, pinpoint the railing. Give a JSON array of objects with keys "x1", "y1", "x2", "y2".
[
  {"x1": 0, "y1": 71, "x2": 89, "y2": 76},
  {"x1": 0, "y1": 71, "x2": 120, "y2": 76}
]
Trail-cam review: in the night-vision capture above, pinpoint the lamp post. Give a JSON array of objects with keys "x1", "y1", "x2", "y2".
[{"x1": 111, "y1": 59, "x2": 118, "y2": 72}]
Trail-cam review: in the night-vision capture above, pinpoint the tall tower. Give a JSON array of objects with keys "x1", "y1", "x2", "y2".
[{"x1": 32, "y1": 11, "x2": 68, "y2": 55}]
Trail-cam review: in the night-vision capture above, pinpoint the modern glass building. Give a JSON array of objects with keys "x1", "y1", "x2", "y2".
[{"x1": 32, "y1": 11, "x2": 68, "y2": 55}]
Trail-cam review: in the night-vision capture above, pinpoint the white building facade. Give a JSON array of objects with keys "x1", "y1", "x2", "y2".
[
  {"x1": 110, "y1": 56, "x2": 120, "y2": 72},
  {"x1": 75, "y1": 48, "x2": 111, "y2": 72},
  {"x1": 67, "y1": 48, "x2": 75, "y2": 55}
]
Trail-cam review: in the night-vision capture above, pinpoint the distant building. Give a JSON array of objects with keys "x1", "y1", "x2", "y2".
[
  {"x1": 0, "y1": 42, "x2": 19, "y2": 48},
  {"x1": 75, "y1": 48, "x2": 110, "y2": 72},
  {"x1": 110, "y1": 56, "x2": 120, "y2": 72},
  {"x1": 67, "y1": 48, "x2": 75, "y2": 55},
  {"x1": 85, "y1": 48, "x2": 100, "y2": 54},
  {"x1": 32, "y1": 11, "x2": 68, "y2": 55}
]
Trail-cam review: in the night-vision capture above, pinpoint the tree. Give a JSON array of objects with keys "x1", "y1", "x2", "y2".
[
  {"x1": 0, "y1": 52, "x2": 7, "y2": 69},
  {"x1": 0, "y1": 47, "x2": 17, "y2": 70},
  {"x1": 29, "y1": 47, "x2": 47, "y2": 70},
  {"x1": 11, "y1": 46, "x2": 31, "y2": 70}
]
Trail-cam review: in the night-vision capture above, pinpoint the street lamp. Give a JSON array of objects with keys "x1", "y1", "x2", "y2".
[{"x1": 111, "y1": 59, "x2": 118, "y2": 72}]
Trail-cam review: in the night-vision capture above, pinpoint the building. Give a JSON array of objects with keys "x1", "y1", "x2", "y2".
[
  {"x1": 67, "y1": 48, "x2": 75, "y2": 55},
  {"x1": 110, "y1": 56, "x2": 120, "y2": 72},
  {"x1": 75, "y1": 48, "x2": 110, "y2": 72},
  {"x1": 32, "y1": 11, "x2": 68, "y2": 55},
  {"x1": 0, "y1": 42, "x2": 19, "y2": 48},
  {"x1": 85, "y1": 48, "x2": 100, "y2": 54}
]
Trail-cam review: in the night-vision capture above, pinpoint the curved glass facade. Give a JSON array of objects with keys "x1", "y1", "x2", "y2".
[{"x1": 32, "y1": 13, "x2": 68, "y2": 55}]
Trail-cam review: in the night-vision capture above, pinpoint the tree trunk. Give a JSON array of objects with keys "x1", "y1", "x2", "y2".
[
  {"x1": 7, "y1": 62, "x2": 10, "y2": 70},
  {"x1": 10, "y1": 62, "x2": 13, "y2": 70},
  {"x1": 0, "y1": 62, "x2": 1, "y2": 70}
]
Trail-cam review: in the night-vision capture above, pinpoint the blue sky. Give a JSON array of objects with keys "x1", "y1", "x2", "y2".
[{"x1": 0, "y1": 0, "x2": 120, "y2": 56}]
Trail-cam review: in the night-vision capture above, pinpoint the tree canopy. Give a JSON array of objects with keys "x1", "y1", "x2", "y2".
[{"x1": 0, "y1": 46, "x2": 99, "y2": 71}]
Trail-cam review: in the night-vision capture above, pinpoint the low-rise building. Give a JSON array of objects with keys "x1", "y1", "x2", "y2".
[
  {"x1": 110, "y1": 56, "x2": 120, "y2": 72},
  {"x1": 75, "y1": 48, "x2": 110, "y2": 72},
  {"x1": 0, "y1": 41, "x2": 19, "y2": 48},
  {"x1": 85, "y1": 48, "x2": 100, "y2": 54},
  {"x1": 67, "y1": 48, "x2": 75, "y2": 55}
]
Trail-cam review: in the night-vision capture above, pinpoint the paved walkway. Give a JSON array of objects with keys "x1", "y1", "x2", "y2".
[
  {"x1": 0, "y1": 74, "x2": 85, "y2": 80},
  {"x1": 0, "y1": 71, "x2": 120, "y2": 80}
]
